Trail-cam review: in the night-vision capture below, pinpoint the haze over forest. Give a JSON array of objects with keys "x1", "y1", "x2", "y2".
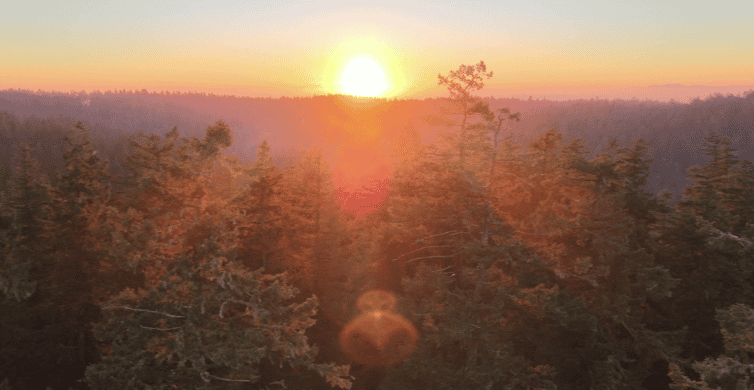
[
  {"x1": 2, "y1": 87, "x2": 754, "y2": 213},
  {"x1": 4, "y1": 81, "x2": 754, "y2": 390},
  {"x1": 3, "y1": 1, "x2": 754, "y2": 390}
]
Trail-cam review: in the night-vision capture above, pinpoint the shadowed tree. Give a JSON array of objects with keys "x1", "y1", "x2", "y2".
[
  {"x1": 1, "y1": 127, "x2": 112, "y2": 390},
  {"x1": 0, "y1": 142, "x2": 58, "y2": 390},
  {"x1": 85, "y1": 123, "x2": 352, "y2": 390},
  {"x1": 651, "y1": 132, "x2": 754, "y2": 379},
  {"x1": 669, "y1": 303, "x2": 754, "y2": 389}
]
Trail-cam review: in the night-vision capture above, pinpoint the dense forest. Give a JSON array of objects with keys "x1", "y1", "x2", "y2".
[
  {"x1": 2, "y1": 63, "x2": 754, "y2": 390},
  {"x1": 3, "y1": 83, "x2": 753, "y2": 209}
]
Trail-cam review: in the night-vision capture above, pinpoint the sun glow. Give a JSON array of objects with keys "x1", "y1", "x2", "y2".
[
  {"x1": 338, "y1": 55, "x2": 389, "y2": 97},
  {"x1": 320, "y1": 36, "x2": 407, "y2": 98}
]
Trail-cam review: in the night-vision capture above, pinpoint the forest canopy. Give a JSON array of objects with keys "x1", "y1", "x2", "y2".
[{"x1": 1, "y1": 64, "x2": 754, "y2": 390}]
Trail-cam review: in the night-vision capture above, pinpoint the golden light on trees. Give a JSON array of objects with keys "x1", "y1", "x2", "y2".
[
  {"x1": 339, "y1": 290, "x2": 417, "y2": 366},
  {"x1": 337, "y1": 55, "x2": 389, "y2": 97}
]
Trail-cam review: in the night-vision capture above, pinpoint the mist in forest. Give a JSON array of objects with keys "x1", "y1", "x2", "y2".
[{"x1": 2, "y1": 87, "x2": 754, "y2": 212}]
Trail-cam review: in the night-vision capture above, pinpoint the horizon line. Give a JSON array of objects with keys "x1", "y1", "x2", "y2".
[{"x1": 2, "y1": 85, "x2": 754, "y2": 103}]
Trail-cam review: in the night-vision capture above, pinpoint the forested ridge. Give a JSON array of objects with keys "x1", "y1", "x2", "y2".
[
  {"x1": 2, "y1": 63, "x2": 754, "y2": 390},
  {"x1": 3, "y1": 84, "x2": 754, "y2": 206}
]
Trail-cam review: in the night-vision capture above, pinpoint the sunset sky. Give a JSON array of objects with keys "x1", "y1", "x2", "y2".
[{"x1": 3, "y1": 0, "x2": 753, "y2": 101}]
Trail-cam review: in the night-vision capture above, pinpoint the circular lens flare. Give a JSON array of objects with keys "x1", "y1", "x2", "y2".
[
  {"x1": 339, "y1": 55, "x2": 389, "y2": 97},
  {"x1": 339, "y1": 290, "x2": 418, "y2": 366}
]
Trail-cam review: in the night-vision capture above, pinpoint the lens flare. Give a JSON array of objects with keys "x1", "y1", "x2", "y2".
[{"x1": 339, "y1": 290, "x2": 418, "y2": 366}]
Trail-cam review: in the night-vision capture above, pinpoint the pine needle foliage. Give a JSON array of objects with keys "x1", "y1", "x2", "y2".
[{"x1": 85, "y1": 123, "x2": 352, "y2": 390}]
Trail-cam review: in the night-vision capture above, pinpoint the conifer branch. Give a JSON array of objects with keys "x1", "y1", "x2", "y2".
[
  {"x1": 405, "y1": 251, "x2": 464, "y2": 263},
  {"x1": 415, "y1": 230, "x2": 463, "y2": 244}
]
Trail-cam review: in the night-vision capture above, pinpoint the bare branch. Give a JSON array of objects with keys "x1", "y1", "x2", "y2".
[
  {"x1": 709, "y1": 227, "x2": 752, "y2": 246},
  {"x1": 140, "y1": 325, "x2": 182, "y2": 331},
  {"x1": 217, "y1": 298, "x2": 266, "y2": 319},
  {"x1": 201, "y1": 371, "x2": 252, "y2": 383},
  {"x1": 620, "y1": 320, "x2": 636, "y2": 340},
  {"x1": 103, "y1": 305, "x2": 185, "y2": 318},
  {"x1": 391, "y1": 245, "x2": 452, "y2": 262},
  {"x1": 415, "y1": 230, "x2": 463, "y2": 244},
  {"x1": 406, "y1": 252, "x2": 464, "y2": 263},
  {"x1": 219, "y1": 300, "x2": 228, "y2": 319}
]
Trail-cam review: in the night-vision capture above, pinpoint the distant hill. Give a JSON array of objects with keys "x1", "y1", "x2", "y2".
[{"x1": 2, "y1": 88, "x2": 753, "y2": 209}]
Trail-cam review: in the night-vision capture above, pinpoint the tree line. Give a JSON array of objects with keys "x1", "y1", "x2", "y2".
[{"x1": 4, "y1": 83, "x2": 754, "y2": 205}]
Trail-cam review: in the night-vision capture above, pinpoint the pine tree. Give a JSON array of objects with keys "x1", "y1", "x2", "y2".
[
  {"x1": 435, "y1": 61, "x2": 494, "y2": 174},
  {"x1": 652, "y1": 133, "x2": 754, "y2": 375},
  {"x1": 375, "y1": 65, "x2": 557, "y2": 389},
  {"x1": 39, "y1": 122, "x2": 113, "y2": 388},
  {"x1": 232, "y1": 140, "x2": 285, "y2": 272},
  {"x1": 481, "y1": 108, "x2": 520, "y2": 246},
  {"x1": 0, "y1": 142, "x2": 57, "y2": 390},
  {"x1": 0, "y1": 142, "x2": 50, "y2": 300},
  {"x1": 87, "y1": 261, "x2": 351, "y2": 390},
  {"x1": 486, "y1": 129, "x2": 680, "y2": 388},
  {"x1": 87, "y1": 123, "x2": 352, "y2": 389},
  {"x1": 275, "y1": 148, "x2": 354, "y2": 322},
  {"x1": 669, "y1": 303, "x2": 754, "y2": 389},
  {"x1": 679, "y1": 132, "x2": 740, "y2": 230}
]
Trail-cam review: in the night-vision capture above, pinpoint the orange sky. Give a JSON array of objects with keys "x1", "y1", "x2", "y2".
[{"x1": 2, "y1": 1, "x2": 753, "y2": 101}]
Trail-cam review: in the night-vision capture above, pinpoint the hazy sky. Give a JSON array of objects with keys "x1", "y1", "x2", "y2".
[{"x1": 3, "y1": 0, "x2": 753, "y2": 100}]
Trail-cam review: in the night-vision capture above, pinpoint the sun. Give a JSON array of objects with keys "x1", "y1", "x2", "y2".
[{"x1": 338, "y1": 55, "x2": 389, "y2": 97}]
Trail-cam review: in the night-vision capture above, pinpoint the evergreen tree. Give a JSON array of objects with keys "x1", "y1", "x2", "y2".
[
  {"x1": 481, "y1": 108, "x2": 520, "y2": 246},
  {"x1": 653, "y1": 132, "x2": 754, "y2": 372},
  {"x1": 38, "y1": 123, "x2": 113, "y2": 388},
  {"x1": 376, "y1": 64, "x2": 557, "y2": 389},
  {"x1": 87, "y1": 124, "x2": 352, "y2": 389},
  {"x1": 485, "y1": 129, "x2": 679, "y2": 388},
  {"x1": 669, "y1": 303, "x2": 754, "y2": 389},
  {"x1": 381, "y1": 262, "x2": 556, "y2": 390},
  {"x1": 86, "y1": 261, "x2": 351, "y2": 390},
  {"x1": 276, "y1": 148, "x2": 354, "y2": 322},
  {"x1": 232, "y1": 140, "x2": 285, "y2": 272},
  {"x1": 0, "y1": 142, "x2": 59, "y2": 390},
  {"x1": 0, "y1": 142, "x2": 50, "y2": 301},
  {"x1": 0, "y1": 130, "x2": 113, "y2": 389},
  {"x1": 435, "y1": 61, "x2": 494, "y2": 174},
  {"x1": 679, "y1": 132, "x2": 740, "y2": 231}
]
